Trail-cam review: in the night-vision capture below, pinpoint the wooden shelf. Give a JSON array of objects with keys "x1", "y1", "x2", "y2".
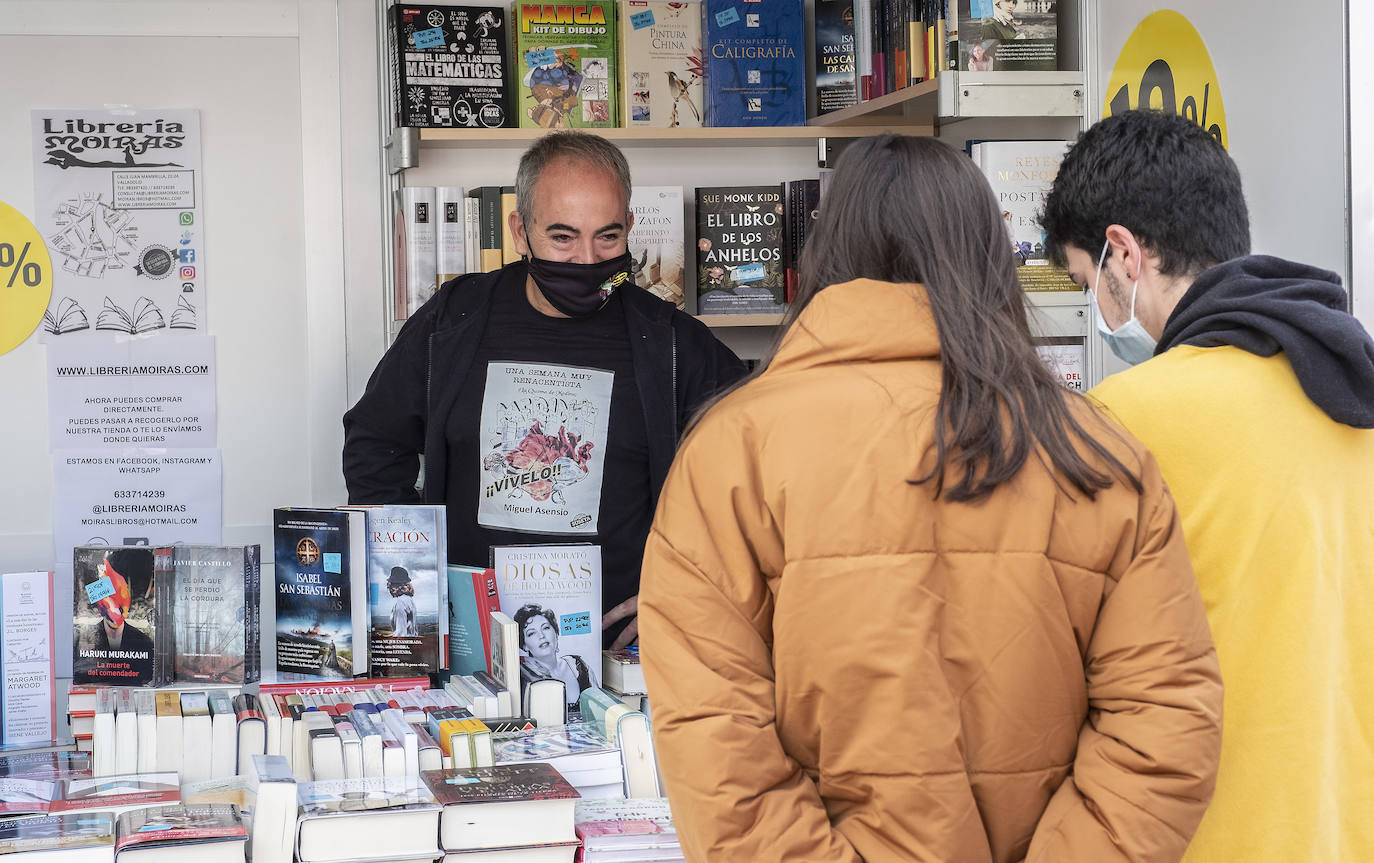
[
  {"x1": 418, "y1": 124, "x2": 932, "y2": 148},
  {"x1": 696, "y1": 312, "x2": 786, "y2": 328},
  {"x1": 809, "y1": 78, "x2": 940, "y2": 127}
]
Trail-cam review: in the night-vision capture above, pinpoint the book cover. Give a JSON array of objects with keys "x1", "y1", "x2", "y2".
[
  {"x1": 973, "y1": 139, "x2": 1079, "y2": 292},
  {"x1": 619, "y1": 1, "x2": 703, "y2": 127},
  {"x1": 815, "y1": 0, "x2": 858, "y2": 114},
  {"x1": 492, "y1": 545, "x2": 602, "y2": 720},
  {"x1": 273, "y1": 508, "x2": 366, "y2": 681},
  {"x1": 422, "y1": 762, "x2": 580, "y2": 806},
  {"x1": 390, "y1": 4, "x2": 512, "y2": 128},
  {"x1": 490, "y1": 721, "x2": 615, "y2": 763},
  {"x1": 957, "y1": 0, "x2": 1055, "y2": 71},
  {"x1": 168, "y1": 545, "x2": 260, "y2": 685},
  {"x1": 701, "y1": 0, "x2": 806, "y2": 126},
  {"x1": 437, "y1": 186, "x2": 467, "y2": 286},
  {"x1": 0, "y1": 572, "x2": 56, "y2": 747},
  {"x1": 628, "y1": 186, "x2": 686, "y2": 310},
  {"x1": 0, "y1": 752, "x2": 90, "y2": 780},
  {"x1": 0, "y1": 812, "x2": 115, "y2": 855},
  {"x1": 362, "y1": 506, "x2": 445, "y2": 678},
  {"x1": 468, "y1": 186, "x2": 504, "y2": 273},
  {"x1": 72, "y1": 546, "x2": 161, "y2": 687},
  {"x1": 513, "y1": 0, "x2": 618, "y2": 128},
  {"x1": 114, "y1": 803, "x2": 247, "y2": 853},
  {"x1": 399, "y1": 186, "x2": 439, "y2": 317},
  {"x1": 297, "y1": 777, "x2": 438, "y2": 816},
  {"x1": 695, "y1": 185, "x2": 786, "y2": 314},
  {"x1": 448, "y1": 566, "x2": 500, "y2": 677},
  {"x1": 55, "y1": 771, "x2": 180, "y2": 813}
]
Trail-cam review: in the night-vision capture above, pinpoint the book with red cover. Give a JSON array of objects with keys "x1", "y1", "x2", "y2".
[
  {"x1": 114, "y1": 803, "x2": 247, "y2": 853},
  {"x1": 259, "y1": 676, "x2": 430, "y2": 698},
  {"x1": 423, "y1": 762, "x2": 580, "y2": 806}
]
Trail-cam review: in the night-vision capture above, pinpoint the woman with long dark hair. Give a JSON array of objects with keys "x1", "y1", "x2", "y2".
[{"x1": 638, "y1": 135, "x2": 1222, "y2": 862}]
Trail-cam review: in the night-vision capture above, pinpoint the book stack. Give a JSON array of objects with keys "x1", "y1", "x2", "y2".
[
  {"x1": 294, "y1": 777, "x2": 442, "y2": 863},
  {"x1": 492, "y1": 722, "x2": 624, "y2": 799},
  {"x1": 602, "y1": 649, "x2": 647, "y2": 710},
  {"x1": 425, "y1": 763, "x2": 581, "y2": 861},
  {"x1": 576, "y1": 797, "x2": 683, "y2": 863}
]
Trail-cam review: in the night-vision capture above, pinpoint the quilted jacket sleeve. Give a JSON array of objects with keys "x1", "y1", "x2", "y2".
[
  {"x1": 638, "y1": 413, "x2": 863, "y2": 863},
  {"x1": 1027, "y1": 452, "x2": 1223, "y2": 862}
]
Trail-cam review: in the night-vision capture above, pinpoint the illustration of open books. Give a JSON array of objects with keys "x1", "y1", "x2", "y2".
[
  {"x1": 95, "y1": 296, "x2": 165, "y2": 334},
  {"x1": 42, "y1": 297, "x2": 90, "y2": 335},
  {"x1": 170, "y1": 294, "x2": 197, "y2": 330}
]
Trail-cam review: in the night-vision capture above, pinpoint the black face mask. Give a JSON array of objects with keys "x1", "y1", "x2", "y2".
[{"x1": 526, "y1": 252, "x2": 633, "y2": 317}]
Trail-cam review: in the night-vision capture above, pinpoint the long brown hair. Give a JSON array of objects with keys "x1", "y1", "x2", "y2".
[{"x1": 715, "y1": 134, "x2": 1140, "y2": 502}]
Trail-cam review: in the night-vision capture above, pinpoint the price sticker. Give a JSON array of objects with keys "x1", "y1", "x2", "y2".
[
  {"x1": 1103, "y1": 10, "x2": 1228, "y2": 149},
  {"x1": 631, "y1": 9, "x2": 655, "y2": 29},
  {"x1": 85, "y1": 576, "x2": 115, "y2": 604},
  {"x1": 0, "y1": 201, "x2": 53, "y2": 356},
  {"x1": 526, "y1": 48, "x2": 557, "y2": 68},
  {"x1": 715, "y1": 7, "x2": 740, "y2": 26},
  {"x1": 412, "y1": 26, "x2": 446, "y2": 50},
  {"x1": 560, "y1": 611, "x2": 592, "y2": 636},
  {"x1": 323, "y1": 553, "x2": 341, "y2": 574},
  {"x1": 734, "y1": 261, "x2": 766, "y2": 283}
]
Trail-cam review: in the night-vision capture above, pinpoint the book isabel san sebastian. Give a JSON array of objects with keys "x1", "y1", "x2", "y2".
[
  {"x1": 0, "y1": 572, "x2": 56, "y2": 747},
  {"x1": 272, "y1": 507, "x2": 369, "y2": 681},
  {"x1": 492, "y1": 544, "x2": 602, "y2": 722}
]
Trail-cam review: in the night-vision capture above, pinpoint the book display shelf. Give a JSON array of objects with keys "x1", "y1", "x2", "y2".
[{"x1": 376, "y1": 0, "x2": 1100, "y2": 378}]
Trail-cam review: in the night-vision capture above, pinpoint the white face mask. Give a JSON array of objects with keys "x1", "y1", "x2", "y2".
[{"x1": 1090, "y1": 239, "x2": 1157, "y2": 366}]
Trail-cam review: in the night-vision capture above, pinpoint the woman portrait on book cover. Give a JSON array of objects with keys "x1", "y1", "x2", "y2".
[
  {"x1": 515, "y1": 602, "x2": 598, "y2": 706},
  {"x1": 387, "y1": 566, "x2": 418, "y2": 637}
]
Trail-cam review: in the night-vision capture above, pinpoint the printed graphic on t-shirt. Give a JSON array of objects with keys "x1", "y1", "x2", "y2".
[{"x1": 478, "y1": 361, "x2": 613, "y2": 534}]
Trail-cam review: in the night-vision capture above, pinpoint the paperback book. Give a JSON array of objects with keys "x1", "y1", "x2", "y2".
[
  {"x1": 0, "y1": 813, "x2": 115, "y2": 857},
  {"x1": 295, "y1": 778, "x2": 441, "y2": 863},
  {"x1": 114, "y1": 803, "x2": 247, "y2": 857},
  {"x1": 513, "y1": 0, "x2": 618, "y2": 129},
  {"x1": 957, "y1": 0, "x2": 1056, "y2": 71},
  {"x1": 358, "y1": 505, "x2": 446, "y2": 678},
  {"x1": 695, "y1": 185, "x2": 786, "y2": 314},
  {"x1": 972, "y1": 139, "x2": 1079, "y2": 291},
  {"x1": 492, "y1": 545, "x2": 603, "y2": 721},
  {"x1": 619, "y1": 1, "x2": 703, "y2": 127},
  {"x1": 165, "y1": 545, "x2": 262, "y2": 685},
  {"x1": 424, "y1": 762, "x2": 580, "y2": 853},
  {"x1": 701, "y1": 0, "x2": 806, "y2": 125},
  {"x1": 0, "y1": 572, "x2": 56, "y2": 747},
  {"x1": 815, "y1": 0, "x2": 858, "y2": 114},
  {"x1": 72, "y1": 547, "x2": 160, "y2": 687},
  {"x1": 389, "y1": 4, "x2": 512, "y2": 128},
  {"x1": 273, "y1": 508, "x2": 369, "y2": 681},
  {"x1": 628, "y1": 186, "x2": 686, "y2": 310}
]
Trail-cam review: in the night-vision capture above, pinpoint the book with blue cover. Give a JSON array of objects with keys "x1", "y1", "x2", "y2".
[
  {"x1": 272, "y1": 508, "x2": 368, "y2": 681},
  {"x1": 701, "y1": 0, "x2": 806, "y2": 125}
]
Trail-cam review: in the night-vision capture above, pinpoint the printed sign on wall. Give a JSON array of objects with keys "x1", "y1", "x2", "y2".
[{"x1": 1102, "y1": 10, "x2": 1228, "y2": 149}]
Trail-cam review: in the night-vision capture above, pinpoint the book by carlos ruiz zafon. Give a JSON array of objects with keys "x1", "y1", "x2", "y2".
[
  {"x1": 628, "y1": 186, "x2": 686, "y2": 310},
  {"x1": 701, "y1": 0, "x2": 805, "y2": 125},
  {"x1": 695, "y1": 184, "x2": 786, "y2": 314}
]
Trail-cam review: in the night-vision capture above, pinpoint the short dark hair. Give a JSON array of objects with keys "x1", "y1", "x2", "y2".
[
  {"x1": 513, "y1": 603, "x2": 558, "y2": 649},
  {"x1": 514, "y1": 132, "x2": 632, "y2": 228},
  {"x1": 1041, "y1": 110, "x2": 1250, "y2": 277}
]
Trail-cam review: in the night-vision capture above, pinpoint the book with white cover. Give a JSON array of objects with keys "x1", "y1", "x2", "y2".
[
  {"x1": 436, "y1": 186, "x2": 466, "y2": 288},
  {"x1": 492, "y1": 544, "x2": 603, "y2": 723},
  {"x1": 400, "y1": 186, "x2": 438, "y2": 317},
  {"x1": 295, "y1": 778, "x2": 440, "y2": 863},
  {"x1": 972, "y1": 140, "x2": 1079, "y2": 292},
  {"x1": 0, "y1": 572, "x2": 57, "y2": 749},
  {"x1": 628, "y1": 186, "x2": 686, "y2": 310}
]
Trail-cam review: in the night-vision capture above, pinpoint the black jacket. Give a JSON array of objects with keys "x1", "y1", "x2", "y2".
[{"x1": 343, "y1": 264, "x2": 748, "y2": 506}]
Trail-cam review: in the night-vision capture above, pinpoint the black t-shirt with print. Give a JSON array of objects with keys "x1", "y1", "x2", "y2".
[{"x1": 445, "y1": 268, "x2": 652, "y2": 630}]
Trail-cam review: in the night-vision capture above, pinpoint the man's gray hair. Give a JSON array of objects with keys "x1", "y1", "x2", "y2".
[{"x1": 514, "y1": 132, "x2": 632, "y2": 229}]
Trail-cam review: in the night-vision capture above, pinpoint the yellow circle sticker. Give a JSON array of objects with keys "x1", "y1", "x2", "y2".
[
  {"x1": 0, "y1": 201, "x2": 53, "y2": 355},
  {"x1": 1103, "y1": 10, "x2": 1228, "y2": 149}
]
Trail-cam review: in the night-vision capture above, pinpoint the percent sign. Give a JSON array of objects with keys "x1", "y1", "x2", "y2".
[{"x1": 0, "y1": 241, "x2": 43, "y2": 288}]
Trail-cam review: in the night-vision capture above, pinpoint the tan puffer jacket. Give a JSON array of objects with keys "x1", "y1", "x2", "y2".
[{"x1": 639, "y1": 279, "x2": 1223, "y2": 863}]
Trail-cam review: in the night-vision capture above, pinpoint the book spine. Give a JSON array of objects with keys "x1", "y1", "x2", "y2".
[
  {"x1": 403, "y1": 186, "x2": 439, "y2": 316},
  {"x1": 436, "y1": 186, "x2": 466, "y2": 285}
]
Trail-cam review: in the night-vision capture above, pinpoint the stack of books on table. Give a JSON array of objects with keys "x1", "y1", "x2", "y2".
[
  {"x1": 575, "y1": 797, "x2": 683, "y2": 863},
  {"x1": 601, "y1": 649, "x2": 647, "y2": 713},
  {"x1": 426, "y1": 763, "x2": 581, "y2": 862},
  {"x1": 0, "y1": 803, "x2": 247, "y2": 863}
]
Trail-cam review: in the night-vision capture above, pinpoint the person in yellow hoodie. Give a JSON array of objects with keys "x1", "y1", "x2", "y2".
[
  {"x1": 639, "y1": 134, "x2": 1223, "y2": 862},
  {"x1": 1041, "y1": 109, "x2": 1374, "y2": 862}
]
